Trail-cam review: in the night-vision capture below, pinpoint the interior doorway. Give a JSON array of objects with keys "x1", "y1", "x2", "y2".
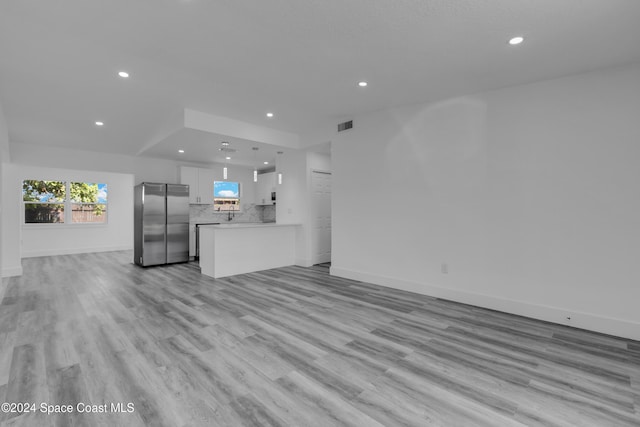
[{"x1": 310, "y1": 170, "x2": 332, "y2": 265}]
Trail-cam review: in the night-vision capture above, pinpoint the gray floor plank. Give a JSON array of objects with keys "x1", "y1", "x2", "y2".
[{"x1": 1, "y1": 250, "x2": 639, "y2": 426}]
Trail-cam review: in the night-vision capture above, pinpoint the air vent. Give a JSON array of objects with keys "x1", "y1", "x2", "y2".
[
  {"x1": 337, "y1": 120, "x2": 353, "y2": 132},
  {"x1": 218, "y1": 147, "x2": 237, "y2": 153}
]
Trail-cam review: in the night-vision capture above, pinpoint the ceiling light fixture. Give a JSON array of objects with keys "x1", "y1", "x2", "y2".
[
  {"x1": 95, "y1": 121, "x2": 104, "y2": 126},
  {"x1": 118, "y1": 71, "x2": 129, "y2": 78},
  {"x1": 222, "y1": 142, "x2": 230, "y2": 179},
  {"x1": 277, "y1": 151, "x2": 283, "y2": 185},
  {"x1": 508, "y1": 36, "x2": 524, "y2": 45},
  {"x1": 266, "y1": 112, "x2": 274, "y2": 118},
  {"x1": 252, "y1": 147, "x2": 259, "y2": 182},
  {"x1": 358, "y1": 81, "x2": 368, "y2": 87},
  {"x1": 178, "y1": 149, "x2": 184, "y2": 153},
  {"x1": 263, "y1": 161, "x2": 269, "y2": 165}
]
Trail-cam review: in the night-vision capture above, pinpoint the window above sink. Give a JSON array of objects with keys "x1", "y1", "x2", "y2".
[{"x1": 214, "y1": 181, "x2": 240, "y2": 211}]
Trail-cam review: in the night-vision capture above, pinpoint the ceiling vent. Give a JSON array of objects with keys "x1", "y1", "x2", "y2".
[
  {"x1": 337, "y1": 120, "x2": 353, "y2": 132},
  {"x1": 218, "y1": 147, "x2": 237, "y2": 153}
]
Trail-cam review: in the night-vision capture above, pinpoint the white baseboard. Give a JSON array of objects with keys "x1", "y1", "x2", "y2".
[
  {"x1": 21, "y1": 245, "x2": 132, "y2": 258},
  {"x1": 330, "y1": 266, "x2": 640, "y2": 342},
  {"x1": 1, "y1": 265, "x2": 23, "y2": 278},
  {"x1": 295, "y1": 258, "x2": 314, "y2": 268}
]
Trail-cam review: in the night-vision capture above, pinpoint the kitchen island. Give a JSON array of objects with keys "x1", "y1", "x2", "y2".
[{"x1": 198, "y1": 223, "x2": 300, "y2": 278}]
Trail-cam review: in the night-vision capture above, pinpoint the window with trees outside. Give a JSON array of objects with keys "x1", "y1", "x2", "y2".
[{"x1": 22, "y1": 180, "x2": 108, "y2": 224}]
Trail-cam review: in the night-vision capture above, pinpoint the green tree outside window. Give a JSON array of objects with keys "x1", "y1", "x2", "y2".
[{"x1": 23, "y1": 180, "x2": 108, "y2": 224}]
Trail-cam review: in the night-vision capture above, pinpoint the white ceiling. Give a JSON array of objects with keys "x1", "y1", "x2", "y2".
[
  {"x1": 144, "y1": 128, "x2": 285, "y2": 169},
  {"x1": 1, "y1": 0, "x2": 639, "y2": 166}
]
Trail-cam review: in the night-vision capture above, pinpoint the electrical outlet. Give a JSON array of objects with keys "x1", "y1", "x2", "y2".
[{"x1": 441, "y1": 263, "x2": 448, "y2": 274}]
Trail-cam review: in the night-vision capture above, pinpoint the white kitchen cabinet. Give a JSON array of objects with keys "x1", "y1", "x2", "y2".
[
  {"x1": 180, "y1": 166, "x2": 199, "y2": 204},
  {"x1": 255, "y1": 171, "x2": 276, "y2": 205},
  {"x1": 197, "y1": 168, "x2": 216, "y2": 204},
  {"x1": 180, "y1": 166, "x2": 216, "y2": 204}
]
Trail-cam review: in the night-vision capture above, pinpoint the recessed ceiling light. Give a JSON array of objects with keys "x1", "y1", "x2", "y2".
[
  {"x1": 178, "y1": 149, "x2": 184, "y2": 153},
  {"x1": 358, "y1": 81, "x2": 368, "y2": 87},
  {"x1": 225, "y1": 156, "x2": 231, "y2": 160},
  {"x1": 95, "y1": 121, "x2": 104, "y2": 126},
  {"x1": 266, "y1": 112, "x2": 274, "y2": 118},
  {"x1": 263, "y1": 161, "x2": 269, "y2": 165},
  {"x1": 118, "y1": 71, "x2": 129, "y2": 78},
  {"x1": 508, "y1": 36, "x2": 524, "y2": 45},
  {"x1": 221, "y1": 141, "x2": 229, "y2": 146}
]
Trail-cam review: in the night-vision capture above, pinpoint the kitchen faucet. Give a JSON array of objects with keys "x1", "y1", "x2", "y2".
[{"x1": 227, "y1": 209, "x2": 234, "y2": 221}]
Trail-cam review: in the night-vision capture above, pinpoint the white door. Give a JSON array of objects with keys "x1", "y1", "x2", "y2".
[{"x1": 311, "y1": 171, "x2": 332, "y2": 264}]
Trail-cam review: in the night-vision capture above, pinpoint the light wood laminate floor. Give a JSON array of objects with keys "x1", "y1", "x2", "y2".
[{"x1": 1, "y1": 251, "x2": 638, "y2": 426}]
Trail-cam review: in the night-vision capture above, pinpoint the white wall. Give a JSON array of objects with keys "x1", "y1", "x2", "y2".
[
  {"x1": 2, "y1": 144, "x2": 186, "y2": 270},
  {"x1": 134, "y1": 156, "x2": 181, "y2": 184},
  {"x1": 0, "y1": 99, "x2": 12, "y2": 276},
  {"x1": 2, "y1": 164, "x2": 22, "y2": 277},
  {"x1": 11, "y1": 165, "x2": 134, "y2": 257},
  {"x1": 9, "y1": 143, "x2": 180, "y2": 184},
  {"x1": 276, "y1": 149, "x2": 308, "y2": 264},
  {"x1": 331, "y1": 62, "x2": 640, "y2": 340},
  {"x1": 275, "y1": 149, "x2": 332, "y2": 266},
  {"x1": 0, "y1": 102, "x2": 8, "y2": 162},
  {"x1": 308, "y1": 151, "x2": 331, "y2": 174},
  {"x1": 0, "y1": 166, "x2": 3, "y2": 276}
]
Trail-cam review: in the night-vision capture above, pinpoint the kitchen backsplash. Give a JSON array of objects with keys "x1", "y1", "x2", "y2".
[
  {"x1": 262, "y1": 205, "x2": 275, "y2": 222},
  {"x1": 190, "y1": 203, "x2": 275, "y2": 224}
]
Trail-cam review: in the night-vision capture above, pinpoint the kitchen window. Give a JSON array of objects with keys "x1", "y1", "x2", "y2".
[
  {"x1": 213, "y1": 181, "x2": 240, "y2": 212},
  {"x1": 23, "y1": 180, "x2": 108, "y2": 224}
]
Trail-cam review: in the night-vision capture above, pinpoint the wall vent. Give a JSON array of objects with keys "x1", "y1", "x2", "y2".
[{"x1": 337, "y1": 120, "x2": 353, "y2": 132}]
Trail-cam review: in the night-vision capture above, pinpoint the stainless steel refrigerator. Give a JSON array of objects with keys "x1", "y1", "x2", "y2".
[{"x1": 134, "y1": 183, "x2": 190, "y2": 266}]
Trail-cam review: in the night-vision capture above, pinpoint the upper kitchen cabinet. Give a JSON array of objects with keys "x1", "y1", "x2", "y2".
[
  {"x1": 255, "y1": 171, "x2": 276, "y2": 205},
  {"x1": 180, "y1": 166, "x2": 199, "y2": 204},
  {"x1": 180, "y1": 166, "x2": 216, "y2": 204}
]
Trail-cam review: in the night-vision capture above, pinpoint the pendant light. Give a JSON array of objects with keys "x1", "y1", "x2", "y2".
[
  {"x1": 223, "y1": 156, "x2": 229, "y2": 180},
  {"x1": 277, "y1": 151, "x2": 283, "y2": 184},
  {"x1": 221, "y1": 142, "x2": 230, "y2": 180},
  {"x1": 252, "y1": 147, "x2": 259, "y2": 182},
  {"x1": 223, "y1": 157, "x2": 229, "y2": 180}
]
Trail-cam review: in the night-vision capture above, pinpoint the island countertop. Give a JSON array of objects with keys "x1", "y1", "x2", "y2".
[
  {"x1": 198, "y1": 223, "x2": 300, "y2": 278},
  {"x1": 198, "y1": 222, "x2": 299, "y2": 229}
]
